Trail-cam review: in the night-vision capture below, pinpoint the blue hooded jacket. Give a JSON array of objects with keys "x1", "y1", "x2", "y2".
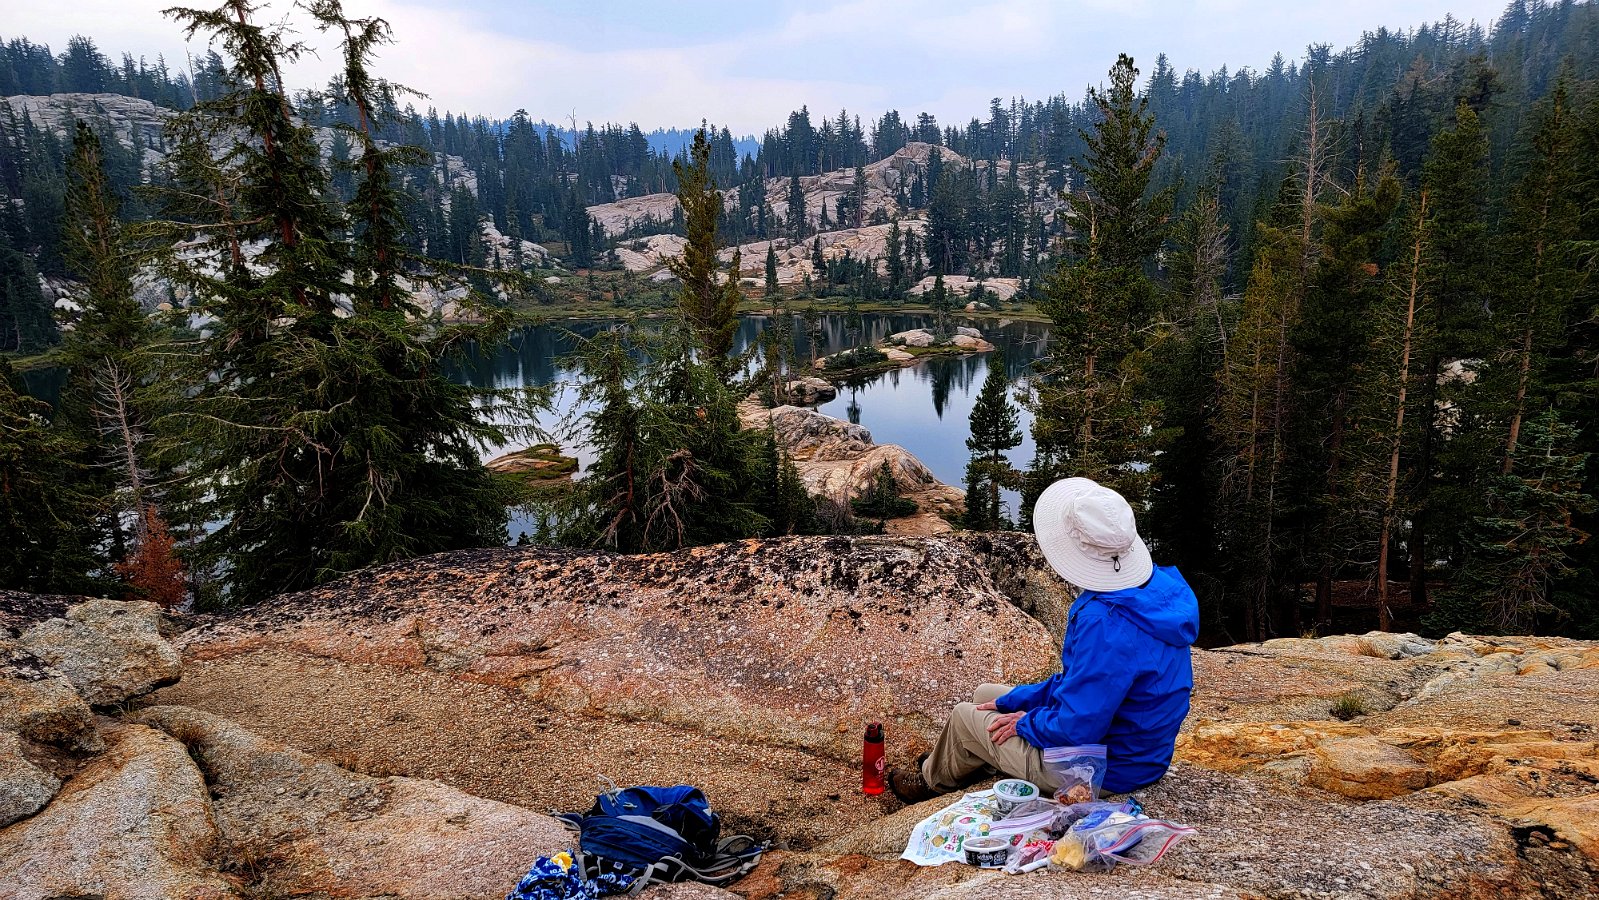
[{"x1": 995, "y1": 566, "x2": 1198, "y2": 793}]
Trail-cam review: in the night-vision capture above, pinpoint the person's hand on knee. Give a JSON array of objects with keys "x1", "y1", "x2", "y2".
[{"x1": 986, "y1": 711, "x2": 1024, "y2": 745}]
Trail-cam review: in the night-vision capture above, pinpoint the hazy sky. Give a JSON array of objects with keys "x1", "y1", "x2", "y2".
[{"x1": 2, "y1": 0, "x2": 1511, "y2": 133}]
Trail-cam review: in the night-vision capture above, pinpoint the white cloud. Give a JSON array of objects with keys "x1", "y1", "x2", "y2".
[{"x1": 0, "y1": 0, "x2": 1512, "y2": 133}]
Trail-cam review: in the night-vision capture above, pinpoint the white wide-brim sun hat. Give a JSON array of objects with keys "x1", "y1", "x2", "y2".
[{"x1": 1032, "y1": 477, "x2": 1154, "y2": 592}]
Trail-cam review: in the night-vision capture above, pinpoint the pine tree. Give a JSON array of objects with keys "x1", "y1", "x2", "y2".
[
  {"x1": 1215, "y1": 207, "x2": 1315, "y2": 638},
  {"x1": 801, "y1": 302, "x2": 823, "y2": 365},
  {"x1": 759, "y1": 427, "x2": 818, "y2": 535},
  {"x1": 558, "y1": 322, "x2": 767, "y2": 551},
  {"x1": 0, "y1": 230, "x2": 57, "y2": 353},
  {"x1": 1294, "y1": 170, "x2": 1401, "y2": 628},
  {"x1": 928, "y1": 271, "x2": 951, "y2": 338},
  {"x1": 1493, "y1": 83, "x2": 1582, "y2": 475},
  {"x1": 885, "y1": 219, "x2": 906, "y2": 297},
  {"x1": 764, "y1": 242, "x2": 780, "y2": 298},
  {"x1": 852, "y1": 162, "x2": 868, "y2": 227},
  {"x1": 61, "y1": 122, "x2": 176, "y2": 591},
  {"x1": 115, "y1": 506, "x2": 186, "y2": 607},
  {"x1": 1029, "y1": 54, "x2": 1172, "y2": 509},
  {"x1": 1430, "y1": 411, "x2": 1595, "y2": 632},
  {"x1": 667, "y1": 130, "x2": 742, "y2": 383},
  {"x1": 1361, "y1": 189, "x2": 1430, "y2": 631},
  {"x1": 1408, "y1": 101, "x2": 1493, "y2": 610},
  {"x1": 0, "y1": 358, "x2": 97, "y2": 593},
  {"x1": 788, "y1": 174, "x2": 807, "y2": 239},
  {"x1": 852, "y1": 460, "x2": 916, "y2": 520},
  {"x1": 963, "y1": 351, "x2": 1022, "y2": 530},
  {"x1": 1209, "y1": 87, "x2": 1337, "y2": 639},
  {"x1": 303, "y1": 0, "x2": 531, "y2": 580},
  {"x1": 158, "y1": 0, "x2": 529, "y2": 602},
  {"x1": 1147, "y1": 187, "x2": 1232, "y2": 598}
]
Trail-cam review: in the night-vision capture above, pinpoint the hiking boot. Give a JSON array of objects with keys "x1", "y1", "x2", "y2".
[{"x1": 888, "y1": 754, "x2": 940, "y2": 804}]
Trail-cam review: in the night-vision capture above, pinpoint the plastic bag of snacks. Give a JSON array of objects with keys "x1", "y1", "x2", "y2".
[
  {"x1": 1041, "y1": 745, "x2": 1107, "y2": 804},
  {"x1": 986, "y1": 806, "x2": 1060, "y2": 846},
  {"x1": 1002, "y1": 839, "x2": 1056, "y2": 874},
  {"x1": 1048, "y1": 808, "x2": 1196, "y2": 872},
  {"x1": 1055, "y1": 797, "x2": 1143, "y2": 831}
]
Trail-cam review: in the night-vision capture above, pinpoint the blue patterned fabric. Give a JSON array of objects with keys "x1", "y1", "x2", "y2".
[{"x1": 506, "y1": 853, "x2": 635, "y2": 900}]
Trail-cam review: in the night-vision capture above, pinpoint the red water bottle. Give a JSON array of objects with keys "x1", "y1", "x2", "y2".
[{"x1": 862, "y1": 722, "x2": 886, "y2": 795}]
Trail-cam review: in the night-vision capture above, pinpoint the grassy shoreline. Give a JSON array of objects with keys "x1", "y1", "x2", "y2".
[
  {"x1": 2, "y1": 345, "x2": 65, "y2": 372},
  {"x1": 513, "y1": 267, "x2": 1050, "y2": 325}
]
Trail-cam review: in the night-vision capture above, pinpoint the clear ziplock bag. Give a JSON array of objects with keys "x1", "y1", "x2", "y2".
[
  {"x1": 1042, "y1": 744, "x2": 1107, "y2": 804},
  {"x1": 1050, "y1": 811, "x2": 1196, "y2": 872}
]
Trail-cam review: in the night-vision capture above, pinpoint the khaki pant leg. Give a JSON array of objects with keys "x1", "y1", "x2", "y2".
[
  {"x1": 922, "y1": 687, "x2": 1056, "y2": 793},
  {"x1": 973, "y1": 683, "x2": 1011, "y2": 705}
]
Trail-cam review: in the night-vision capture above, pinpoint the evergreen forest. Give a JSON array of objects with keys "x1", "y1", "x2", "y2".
[{"x1": 0, "y1": 0, "x2": 1596, "y2": 642}]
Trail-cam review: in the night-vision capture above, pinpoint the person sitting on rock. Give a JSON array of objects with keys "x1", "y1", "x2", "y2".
[{"x1": 888, "y1": 477, "x2": 1199, "y2": 803}]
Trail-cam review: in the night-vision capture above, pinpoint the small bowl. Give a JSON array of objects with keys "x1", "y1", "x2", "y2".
[
  {"x1": 992, "y1": 778, "x2": 1038, "y2": 815},
  {"x1": 963, "y1": 835, "x2": 1011, "y2": 868}
]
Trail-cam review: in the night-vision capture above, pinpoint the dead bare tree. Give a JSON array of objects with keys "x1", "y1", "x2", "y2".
[
  {"x1": 1376, "y1": 191, "x2": 1428, "y2": 632},
  {"x1": 93, "y1": 362, "x2": 150, "y2": 541}
]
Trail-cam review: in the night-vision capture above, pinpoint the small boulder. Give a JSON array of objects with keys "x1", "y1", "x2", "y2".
[
  {"x1": 890, "y1": 328, "x2": 935, "y2": 348},
  {"x1": 0, "y1": 731, "x2": 58, "y2": 827},
  {"x1": 949, "y1": 334, "x2": 996, "y2": 352},
  {"x1": 955, "y1": 326, "x2": 983, "y2": 338},
  {"x1": 883, "y1": 348, "x2": 915, "y2": 363},
  {"x1": 784, "y1": 376, "x2": 838, "y2": 405},
  {"x1": 0, "y1": 644, "x2": 99, "y2": 751},
  {"x1": 18, "y1": 599, "x2": 182, "y2": 707},
  {"x1": 1354, "y1": 631, "x2": 1436, "y2": 660}
]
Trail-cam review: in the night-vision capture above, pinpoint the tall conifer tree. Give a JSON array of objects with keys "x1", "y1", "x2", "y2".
[
  {"x1": 1408, "y1": 102, "x2": 1493, "y2": 610},
  {"x1": 159, "y1": 0, "x2": 530, "y2": 602},
  {"x1": 963, "y1": 351, "x2": 1021, "y2": 530},
  {"x1": 667, "y1": 130, "x2": 742, "y2": 383},
  {"x1": 61, "y1": 121, "x2": 180, "y2": 591},
  {"x1": 0, "y1": 358, "x2": 97, "y2": 593},
  {"x1": 1028, "y1": 54, "x2": 1172, "y2": 511}
]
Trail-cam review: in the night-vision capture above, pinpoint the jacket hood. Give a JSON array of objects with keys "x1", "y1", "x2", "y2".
[{"x1": 1083, "y1": 565, "x2": 1199, "y2": 647}]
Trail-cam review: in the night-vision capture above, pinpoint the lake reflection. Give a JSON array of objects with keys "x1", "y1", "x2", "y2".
[{"x1": 448, "y1": 312, "x2": 1052, "y2": 529}]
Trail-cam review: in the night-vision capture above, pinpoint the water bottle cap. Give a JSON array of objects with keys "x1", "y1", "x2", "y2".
[{"x1": 864, "y1": 722, "x2": 884, "y2": 741}]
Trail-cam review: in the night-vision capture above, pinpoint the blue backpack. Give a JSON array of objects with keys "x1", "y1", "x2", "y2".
[{"x1": 558, "y1": 784, "x2": 765, "y2": 892}]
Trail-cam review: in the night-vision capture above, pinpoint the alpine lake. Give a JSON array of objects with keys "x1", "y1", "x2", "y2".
[
  {"x1": 18, "y1": 312, "x2": 1053, "y2": 541},
  {"x1": 449, "y1": 312, "x2": 1053, "y2": 538}
]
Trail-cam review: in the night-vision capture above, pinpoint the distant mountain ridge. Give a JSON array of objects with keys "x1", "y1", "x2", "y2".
[{"x1": 527, "y1": 122, "x2": 760, "y2": 159}]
